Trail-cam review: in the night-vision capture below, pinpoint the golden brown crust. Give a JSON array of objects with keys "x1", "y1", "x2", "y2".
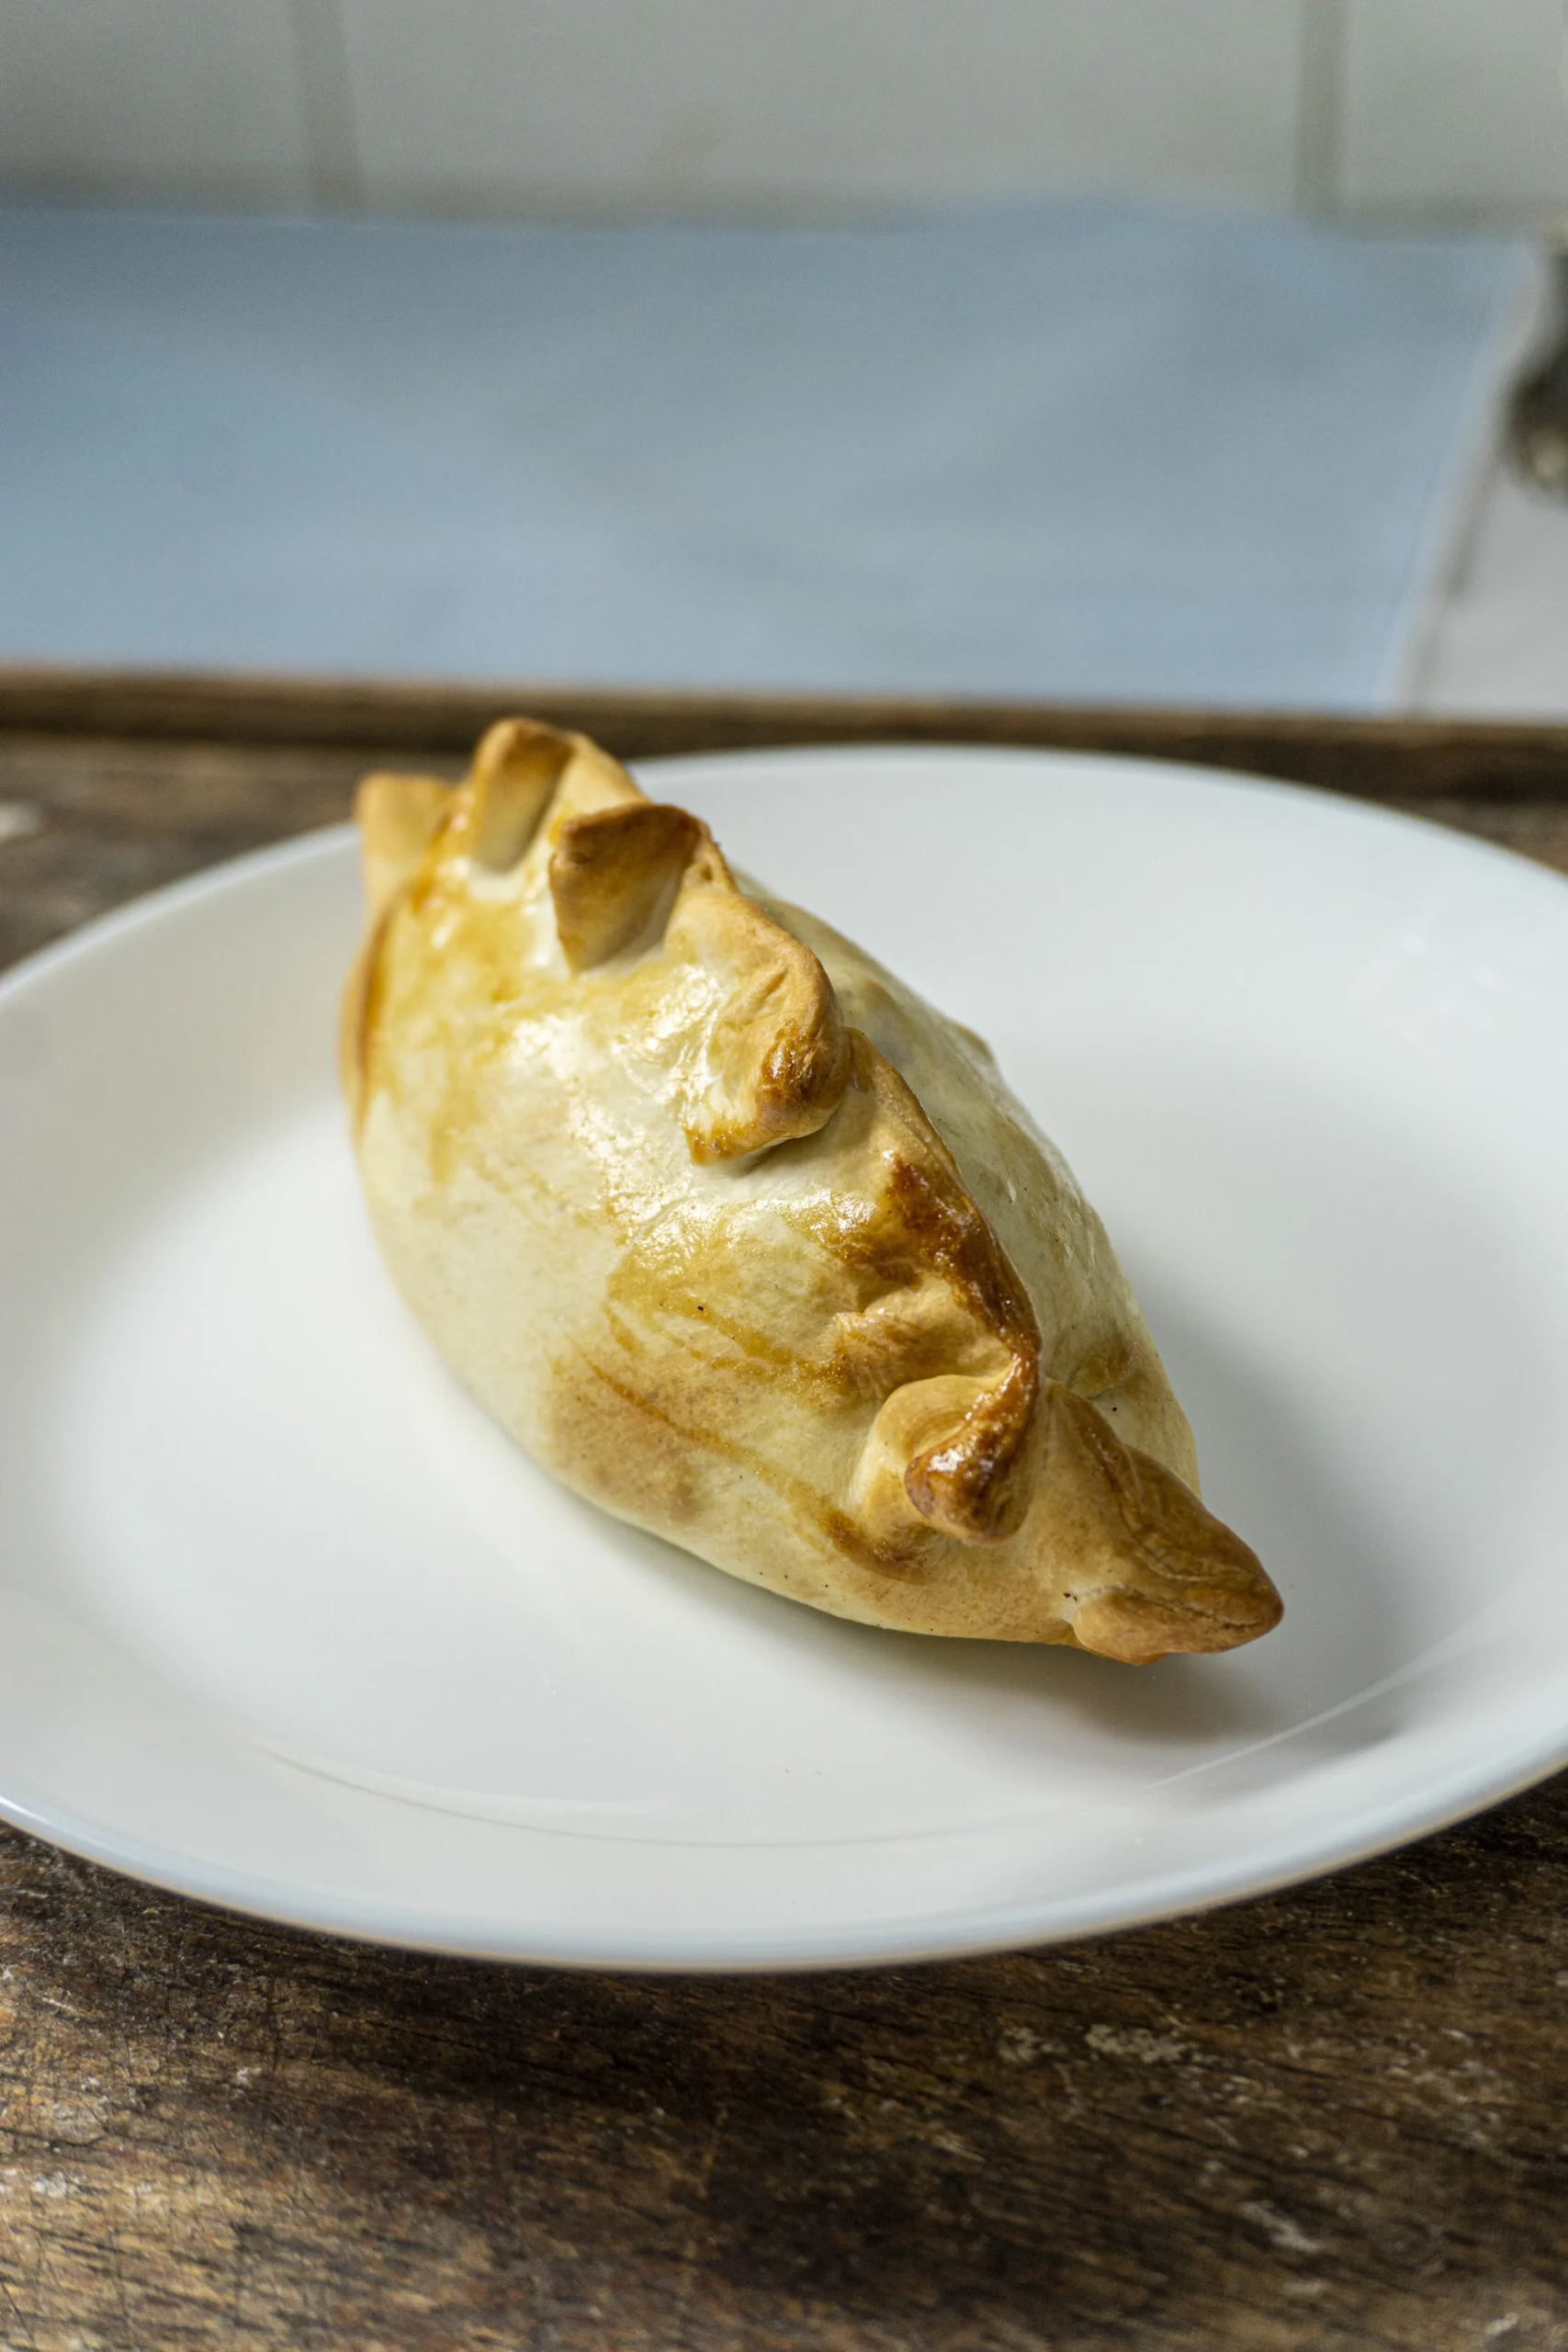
[
  {"x1": 355, "y1": 772, "x2": 452, "y2": 916},
  {"x1": 1041, "y1": 1385, "x2": 1281, "y2": 1660},
  {"x1": 674, "y1": 888, "x2": 852, "y2": 1160},
  {"x1": 550, "y1": 802, "x2": 705, "y2": 970},
  {"x1": 342, "y1": 772, "x2": 452, "y2": 1121},
  {"x1": 344, "y1": 717, "x2": 1281, "y2": 1662},
  {"x1": 833, "y1": 1035, "x2": 1038, "y2": 1547},
  {"x1": 463, "y1": 719, "x2": 566, "y2": 870}
]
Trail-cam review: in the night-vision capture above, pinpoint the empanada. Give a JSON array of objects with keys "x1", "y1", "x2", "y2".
[{"x1": 344, "y1": 719, "x2": 1280, "y2": 1662}]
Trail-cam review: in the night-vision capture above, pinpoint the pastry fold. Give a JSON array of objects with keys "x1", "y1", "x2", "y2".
[{"x1": 344, "y1": 718, "x2": 1281, "y2": 1662}]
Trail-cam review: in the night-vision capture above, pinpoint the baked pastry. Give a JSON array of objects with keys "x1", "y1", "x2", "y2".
[{"x1": 344, "y1": 718, "x2": 1280, "y2": 1662}]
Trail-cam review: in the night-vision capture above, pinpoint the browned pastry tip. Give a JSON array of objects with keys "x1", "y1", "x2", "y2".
[
  {"x1": 675, "y1": 887, "x2": 852, "y2": 1160},
  {"x1": 354, "y1": 771, "x2": 452, "y2": 915},
  {"x1": 550, "y1": 801, "x2": 705, "y2": 969},
  {"x1": 1040, "y1": 1385, "x2": 1282, "y2": 1660}
]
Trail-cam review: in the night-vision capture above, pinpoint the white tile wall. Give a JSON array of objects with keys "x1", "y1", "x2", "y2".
[
  {"x1": 0, "y1": 0, "x2": 1564, "y2": 227},
  {"x1": 1414, "y1": 462, "x2": 1568, "y2": 714},
  {"x1": 337, "y1": 0, "x2": 1303, "y2": 216},
  {"x1": 1339, "y1": 0, "x2": 1568, "y2": 222},
  {"x1": 0, "y1": 0, "x2": 313, "y2": 207}
]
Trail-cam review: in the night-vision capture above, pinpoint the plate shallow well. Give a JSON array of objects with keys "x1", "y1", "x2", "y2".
[{"x1": 2, "y1": 746, "x2": 1568, "y2": 1969}]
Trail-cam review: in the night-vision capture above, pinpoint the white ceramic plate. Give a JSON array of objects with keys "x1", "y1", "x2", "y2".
[{"x1": 4, "y1": 745, "x2": 1568, "y2": 1972}]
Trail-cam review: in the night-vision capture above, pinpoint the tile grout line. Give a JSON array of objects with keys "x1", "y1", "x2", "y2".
[
  {"x1": 289, "y1": 0, "x2": 364, "y2": 212},
  {"x1": 1295, "y1": 0, "x2": 1345, "y2": 219}
]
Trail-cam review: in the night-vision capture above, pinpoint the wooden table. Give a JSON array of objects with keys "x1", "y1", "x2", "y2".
[{"x1": 3, "y1": 669, "x2": 1568, "y2": 2352}]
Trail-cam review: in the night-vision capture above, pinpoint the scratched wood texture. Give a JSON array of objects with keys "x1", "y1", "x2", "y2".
[{"x1": 3, "y1": 673, "x2": 1568, "y2": 2352}]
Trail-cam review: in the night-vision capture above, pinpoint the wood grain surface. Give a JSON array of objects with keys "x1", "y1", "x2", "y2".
[
  {"x1": 3, "y1": 677, "x2": 1568, "y2": 2352},
  {"x1": 4, "y1": 662, "x2": 1568, "y2": 797}
]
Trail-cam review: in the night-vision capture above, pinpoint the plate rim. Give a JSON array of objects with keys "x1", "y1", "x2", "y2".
[{"x1": 2, "y1": 1713, "x2": 1567, "y2": 1974}]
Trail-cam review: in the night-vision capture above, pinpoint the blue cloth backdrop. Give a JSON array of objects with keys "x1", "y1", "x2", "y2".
[{"x1": 0, "y1": 198, "x2": 1526, "y2": 706}]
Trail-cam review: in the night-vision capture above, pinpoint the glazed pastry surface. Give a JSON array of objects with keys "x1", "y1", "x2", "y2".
[{"x1": 344, "y1": 718, "x2": 1281, "y2": 1661}]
